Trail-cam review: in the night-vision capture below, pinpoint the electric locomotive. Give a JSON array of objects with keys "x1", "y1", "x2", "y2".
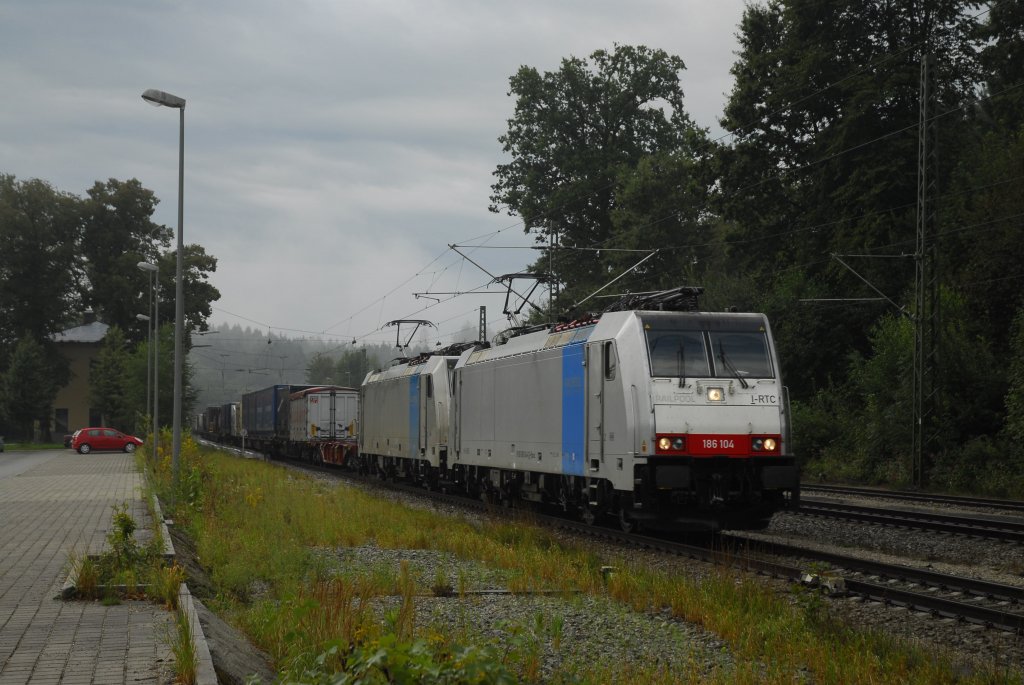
[
  {"x1": 358, "y1": 343, "x2": 474, "y2": 487},
  {"x1": 360, "y1": 286, "x2": 799, "y2": 532}
]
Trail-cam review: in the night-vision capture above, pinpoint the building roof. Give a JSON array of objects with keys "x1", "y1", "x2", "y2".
[{"x1": 53, "y1": 321, "x2": 110, "y2": 344}]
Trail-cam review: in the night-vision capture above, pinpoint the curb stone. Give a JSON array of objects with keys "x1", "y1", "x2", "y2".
[
  {"x1": 179, "y1": 582, "x2": 218, "y2": 685},
  {"x1": 152, "y1": 492, "x2": 176, "y2": 561}
]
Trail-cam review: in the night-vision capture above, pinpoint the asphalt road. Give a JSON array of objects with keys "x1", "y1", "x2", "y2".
[{"x1": 0, "y1": 448, "x2": 64, "y2": 479}]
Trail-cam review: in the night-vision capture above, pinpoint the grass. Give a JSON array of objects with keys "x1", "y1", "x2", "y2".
[
  {"x1": 170, "y1": 605, "x2": 197, "y2": 685},
  {"x1": 150, "y1": 440, "x2": 1023, "y2": 684}
]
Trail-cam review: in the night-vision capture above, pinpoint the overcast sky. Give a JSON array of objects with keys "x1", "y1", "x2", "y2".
[{"x1": 2, "y1": 0, "x2": 748, "y2": 350}]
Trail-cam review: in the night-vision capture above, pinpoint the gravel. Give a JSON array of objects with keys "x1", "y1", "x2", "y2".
[
  {"x1": 312, "y1": 544, "x2": 736, "y2": 681},
  {"x1": 283, "y1": 467, "x2": 1024, "y2": 679},
  {"x1": 737, "y1": 501, "x2": 1024, "y2": 675}
]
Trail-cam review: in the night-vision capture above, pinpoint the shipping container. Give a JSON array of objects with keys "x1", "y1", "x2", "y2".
[
  {"x1": 241, "y1": 385, "x2": 313, "y2": 452},
  {"x1": 289, "y1": 386, "x2": 359, "y2": 442}
]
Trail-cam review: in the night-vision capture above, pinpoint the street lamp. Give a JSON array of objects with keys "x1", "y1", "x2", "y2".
[
  {"x1": 137, "y1": 260, "x2": 159, "y2": 461},
  {"x1": 135, "y1": 313, "x2": 151, "y2": 421},
  {"x1": 141, "y1": 88, "x2": 185, "y2": 494}
]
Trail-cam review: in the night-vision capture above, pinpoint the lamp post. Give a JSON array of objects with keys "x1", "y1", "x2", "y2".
[
  {"x1": 137, "y1": 261, "x2": 159, "y2": 461},
  {"x1": 135, "y1": 312, "x2": 151, "y2": 422},
  {"x1": 141, "y1": 88, "x2": 185, "y2": 494}
]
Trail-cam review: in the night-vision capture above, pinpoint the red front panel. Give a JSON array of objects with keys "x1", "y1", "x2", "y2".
[
  {"x1": 655, "y1": 433, "x2": 783, "y2": 457},
  {"x1": 686, "y1": 434, "x2": 748, "y2": 456}
]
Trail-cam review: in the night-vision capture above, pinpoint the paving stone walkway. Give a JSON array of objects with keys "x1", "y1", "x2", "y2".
[{"x1": 0, "y1": 451, "x2": 174, "y2": 684}]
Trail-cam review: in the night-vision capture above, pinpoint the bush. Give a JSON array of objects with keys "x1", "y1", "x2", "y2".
[
  {"x1": 929, "y1": 436, "x2": 1024, "y2": 498},
  {"x1": 279, "y1": 635, "x2": 516, "y2": 685}
]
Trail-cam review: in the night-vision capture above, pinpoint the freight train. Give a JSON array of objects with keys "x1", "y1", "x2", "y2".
[
  {"x1": 196, "y1": 384, "x2": 359, "y2": 465},
  {"x1": 198, "y1": 286, "x2": 799, "y2": 531}
]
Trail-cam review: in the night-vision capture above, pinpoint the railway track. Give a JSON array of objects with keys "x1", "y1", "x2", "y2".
[
  {"x1": 521, "y1": 508, "x2": 1024, "y2": 634},
  {"x1": 275, "y1": 454, "x2": 1024, "y2": 634},
  {"x1": 797, "y1": 497, "x2": 1024, "y2": 543},
  {"x1": 722, "y1": 534, "x2": 1024, "y2": 634},
  {"x1": 804, "y1": 484, "x2": 1024, "y2": 514}
]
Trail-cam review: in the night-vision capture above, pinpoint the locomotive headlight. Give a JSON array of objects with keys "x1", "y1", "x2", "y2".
[
  {"x1": 707, "y1": 387, "x2": 724, "y2": 402},
  {"x1": 763, "y1": 438, "x2": 777, "y2": 451},
  {"x1": 656, "y1": 435, "x2": 686, "y2": 454}
]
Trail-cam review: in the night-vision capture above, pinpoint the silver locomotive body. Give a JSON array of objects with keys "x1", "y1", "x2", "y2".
[
  {"x1": 359, "y1": 353, "x2": 458, "y2": 484},
  {"x1": 448, "y1": 309, "x2": 798, "y2": 531}
]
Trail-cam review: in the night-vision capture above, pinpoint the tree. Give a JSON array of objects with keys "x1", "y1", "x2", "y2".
[
  {"x1": 90, "y1": 326, "x2": 132, "y2": 431},
  {"x1": 717, "y1": 0, "x2": 983, "y2": 397},
  {"x1": 490, "y1": 44, "x2": 710, "y2": 311},
  {"x1": 306, "y1": 353, "x2": 335, "y2": 385},
  {"x1": 80, "y1": 179, "x2": 171, "y2": 341},
  {"x1": 1, "y1": 174, "x2": 221, "y2": 349},
  {"x1": 157, "y1": 244, "x2": 221, "y2": 335},
  {"x1": 306, "y1": 348, "x2": 374, "y2": 387},
  {"x1": 1004, "y1": 308, "x2": 1024, "y2": 447},
  {"x1": 0, "y1": 175, "x2": 82, "y2": 351},
  {"x1": 976, "y1": 0, "x2": 1024, "y2": 130},
  {"x1": 940, "y1": 126, "x2": 1024, "y2": 355},
  {"x1": 0, "y1": 337, "x2": 61, "y2": 440},
  {"x1": 337, "y1": 348, "x2": 373, "y2": 387}
]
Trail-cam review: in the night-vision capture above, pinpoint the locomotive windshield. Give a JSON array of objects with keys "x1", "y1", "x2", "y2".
[{"x1": 643, "y1": 316, "x2": 774, "y2": 380}]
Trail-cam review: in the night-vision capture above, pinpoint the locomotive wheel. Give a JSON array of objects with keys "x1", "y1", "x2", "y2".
[
  {"x1": 580, "y1": 505, "x2": 597, "y2": 526},
  {"x1": 618, "y1": 508, "x2": 636, "y2": 534}
]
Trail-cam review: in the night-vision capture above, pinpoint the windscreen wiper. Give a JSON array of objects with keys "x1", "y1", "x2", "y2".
[
  {"x1": 717, "y1": 341, "x2": 749, "y2": 389},
  {"x1": 676, "y1": 342, "x2": 686, "y2": 388}
]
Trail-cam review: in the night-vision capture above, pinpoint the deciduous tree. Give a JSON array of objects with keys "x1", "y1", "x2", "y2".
[
  {"x1": 0, "y1": 337, "x2": 62, "y2": 440},
  {"x1": 90, "y1": 326, "x2": 132, "y2": 431},
  {"x1": 0, "y1": 175, "x2": 82, "y2": 350},
  {"x1": 490, "y1": 44, "x2": 710, "y2": 311}
]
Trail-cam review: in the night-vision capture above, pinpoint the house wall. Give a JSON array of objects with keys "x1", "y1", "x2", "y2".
[{"x1": 52, "y1": 342, "x2": 101, "y2": 435}]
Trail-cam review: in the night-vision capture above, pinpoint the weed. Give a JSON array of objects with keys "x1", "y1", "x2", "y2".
[
  {"x1": 171, "y1": 448, "x2": 1024, "y2": 685},
  {"x1": 496, "y1": 617, "x2": 544, "y2": 681},
  {"x1": 73, "y1": 554, "x2": 100, "y2": 599},
  {"x1": 431, "y1": 566, "x2": 454, "y2": 597},
  {"x1": 389, "y1": 560, "x2": 416, "y2": 642},
  {"x1": 100, "y1": 503, "x2": 142, "y2": 577},
  {"x1": 278, "y1": 634, "x2": 516, "y2": 685},
  {"x1": 170, "y1": 606, "x2": 197, "y2": 685},
  {"x1": 151, "y1": 563, "x2": 186, "y2": 610},
  {"x1": 549, "y1": 613, "x2": 564, "y2": 651},
  {"x1": 72, "y1": 504, "x2": 178, "y2": 606}
]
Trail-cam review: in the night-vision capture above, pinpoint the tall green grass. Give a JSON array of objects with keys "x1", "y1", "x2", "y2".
[
  {"x1": 157, "y1": 443, "x2": 1021, "y2": 684},
  {"x1": 170, "y1": 605, "x2": 197, "y2": 685}
]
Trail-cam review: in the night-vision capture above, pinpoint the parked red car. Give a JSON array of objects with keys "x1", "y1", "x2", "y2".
[{"x1": 70, "y1": 428, "x2": 144, "y2": 454}]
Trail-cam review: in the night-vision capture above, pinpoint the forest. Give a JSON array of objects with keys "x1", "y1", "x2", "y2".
[
  {"x1": 487, "y1": 1, "x2": 1024, "y2": 495},
  {"x1": 2, "y1": 0, "x2": 1021, "y2": 495}
]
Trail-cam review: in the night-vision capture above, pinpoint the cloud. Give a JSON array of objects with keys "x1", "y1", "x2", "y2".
[{"x1": 2, "y1": 0, "x2": 748, "y2": 343}]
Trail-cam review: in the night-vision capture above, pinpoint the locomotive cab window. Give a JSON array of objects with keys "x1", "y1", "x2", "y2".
[
  {"x1": 646, "y1": 330, "x2": 709, "y2": 378},
  {"x1": 642, "y1": 314, "x2": 775, "y2": 380},
  {"x1": 709, "y1": 332, "x2": 773, "y2": 379},
  {"x1": 604, "y1": 341, "x2": 617, "y2": 380}
]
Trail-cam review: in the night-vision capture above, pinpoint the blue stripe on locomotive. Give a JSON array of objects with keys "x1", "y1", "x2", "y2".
[
  {"x1": 561, "y1": 343, "x2": 585, "y2": 476},
  {"x1": 408, "y1": 374, "x2": 420, "y2": 459}
]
